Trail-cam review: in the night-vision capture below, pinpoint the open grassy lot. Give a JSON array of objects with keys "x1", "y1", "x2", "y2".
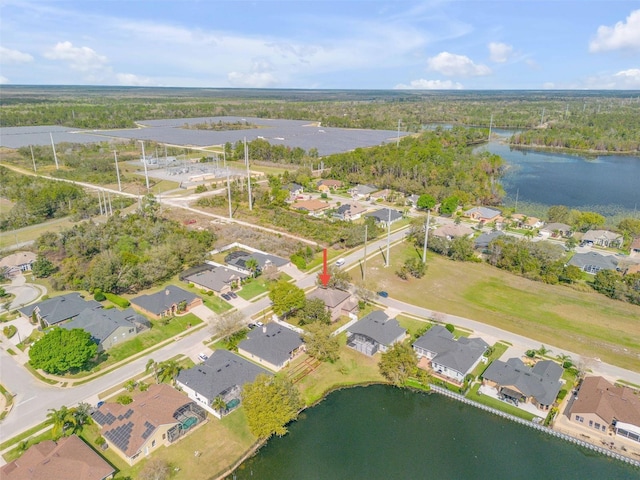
[
  {"x1": 0, "y1": 216, "x2": 78, "y2": 249},
  {"x1": 366, "y1": 243, "x2": 640, "y2": 371}
]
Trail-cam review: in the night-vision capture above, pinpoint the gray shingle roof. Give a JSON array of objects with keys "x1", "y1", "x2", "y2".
[
  {"x1": 60, "y1": 307, "x2": 143, "y2": 345},
  {"x1": 225, "y1": 250, "x2": 289, "y2": 271},
  {"x1": 238, "y1": 323, "x2": 303, "y2": 367},
  {"x1": 176, "y1": 350, "x2": 271, "y2": 403},
  {"x1": 568, "y1": 252, "x2": 619, "y2": 272},
  {"x1": 464, "y1": 206, "x2": 501, "y2": 219},
  {"x1": 307, "y1": 287, "x2": 351, "y2": 309},
  {"x1": 474, "y1": 231, "x2": 504, "y2": 249},
  {"x1": 347, "y1": 311, "x2": 406, "y2": 346},
  {"x1": 131, "y1": 285, "x2": 198, "y2": 316},
  {"x1": 482, "y1": 358, "x2": 563, "y2": 406},
  {"x1": 365, "y1": 208, "x2": 403, "y2": 223},
  {"x1": 183, "y1": 267, "x2": 247, "y2": 293},
  {"x1": 19, "y1": 293, "x2": 101, "y2": 326},
  {"x1": 413, "y1": 325, "x2": 488, "y2": 375}
]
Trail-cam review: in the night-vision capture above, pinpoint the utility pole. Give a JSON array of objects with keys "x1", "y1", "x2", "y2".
[
  {"x1": 244, "y1": 138, "x2": 253, "y2": 211},
  {"x1": 98, "y1": 190, "x2": 104, "y2": 216},
  {"x1": 396, "y1": 119, "x2": 401, "y2": 147},
  {"x1": 363, "y1": 224, "x2": 368, "y2": 283},
  {"x1": 385, "y1": 209, "x2": 391, "y2": 267},
  {"x1": 515, "y1": 188, "x2": 519, "y2": 212},
  {"x1": 140, "y1": 141, "x2": 150, "y2": 192},
  {"x1": 422, "y1": 210, "x2": 431, "y2": 264},
  {"x1": 226, "y1": 169, "x2": 233, "y2": 219},
  {"x1": 114, "y1": 150, "x2": 122, "y2": 192},
  {"x1": 540, "y1": 107, "x2": 545, "y2": 127},
  {"x1": 30, "y1": 145, "x2": 37, "y2": 172},
  {"x1": 488, "y1": 113, "x2": 493, "y2": 141},
  {"x1": 49, "y1": 133, "x2": 59, "y2": 169}
]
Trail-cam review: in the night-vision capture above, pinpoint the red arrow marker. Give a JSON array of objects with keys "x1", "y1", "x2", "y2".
[{"x1": 319, "y1": 248, "x2": 331, "y2": 287}]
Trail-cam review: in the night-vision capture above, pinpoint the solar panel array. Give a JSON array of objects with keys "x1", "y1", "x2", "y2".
[
  {"x1": 91, "y1": 410, "x2": 116, "y2": 426},
  {"x1": 141, "y1": 421, "x2": 156, "y2": 440},
  {"x1": 104, "y1": 421, "x2": 134, "y2": 453}
]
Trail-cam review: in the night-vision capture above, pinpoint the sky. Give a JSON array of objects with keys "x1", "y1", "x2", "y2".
[{"x1": 0, "y1": 0, "x2": 639, "y2": 89}]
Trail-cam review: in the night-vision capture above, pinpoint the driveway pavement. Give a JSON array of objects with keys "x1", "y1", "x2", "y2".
[{"x1": 0, "y1": 274, "x2": 45, "y2": 312}]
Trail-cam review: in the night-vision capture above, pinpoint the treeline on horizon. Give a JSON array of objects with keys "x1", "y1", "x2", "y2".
[{"x1": 2, "y1": 87, "x2": 639, "y2": 154}]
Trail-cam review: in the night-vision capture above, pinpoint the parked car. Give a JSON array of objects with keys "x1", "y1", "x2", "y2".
[
  {"x1": 198, "y1": 353, "x2": 208, "y2": 362},
  {"x1": 228, "y1": 291, "x2": 237, "y2": 299},
  {"x1": 221, "y1": 293, "x2": 231, "y2": 300},
  {"x1": 377, "y1": 291, "x2": 389, "y2": 298},
  {"x1": 247, "y1": 322, "x2": 257, "y2": 329},
  {"x1": 256, "y1": 321, "x2": 264, "y2": 327}
]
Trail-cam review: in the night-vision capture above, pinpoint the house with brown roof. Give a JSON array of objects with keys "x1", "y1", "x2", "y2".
[
  {"x1": 306, "y1": 287, "x2": 358, "y2": 322},
  {"x1": 292, "y1": 199, "x2": 331, "y2": 215},
  {"x1": 582, "y1": 229, "x2": 623, "y2": 248},
  {"x1": 91, "y1": 383, "x2": 207, "y2": 465},
  {"x1": 317, "y1": 179, "x2": 342, "y2": 191},
  {"x1": 0, "y1": 434, "x2": 114, "y2": 480},
  {"x1": 332, "y1": 203, "x2": 367, "y2": 221},
  {"x1": 370, "y1": 189, "x2": 392, "y2": 202},
  {"x1": 432, "y1": 224, "x2": 474, "y2": 240},
  {"x1": 464, "y1": 206, "x2": 501, "y2": 223},
  {"x1": 539, "y1": 222, "x2": 572, "y2": 238},
  {"x1": 569, "y1": 376, "x2": 640, "y2": 443},
  {"x1": 511, "y1": 214, "x2": 544, "y2": 229},
  {"x1": 0, "y1": 251, "x2": 36, "y2": 277}
]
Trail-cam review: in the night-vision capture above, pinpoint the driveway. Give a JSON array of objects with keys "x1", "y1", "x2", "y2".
[{"x1": 1, "y1": 274, "x2": 45, "y2": 312}]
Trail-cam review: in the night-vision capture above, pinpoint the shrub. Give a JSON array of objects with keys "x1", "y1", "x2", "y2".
[
  {"x1": 93, "y1": 291, "x2": 106, "y2": 302},
  {"x1": 3, "y1": 325, "x2": 17, "y2": 339},
  {"x1": 525, "y1": 349, "x2": 536, "y2": 358},
  {"x1": 117, "y1": 395, "x2": 133, "y2": 405},
  {"x1": 290, "y1": 254, "x2": 307, "y2": 270},
  {"x1": 195, "y1": 185, "x2": 208, "y2": 193},
  {"x1": 95, "y1": 436, "x2": 106, "y2": 446},
  {"x1": 445, "y1": 323, "x2": 455, "y2": 333},
  {"x1": 557, "y1": 389, "x2": 568, "y2": 400},
  {"x1": 104, "y1": 293, "x2": 130, "y2": 308}
]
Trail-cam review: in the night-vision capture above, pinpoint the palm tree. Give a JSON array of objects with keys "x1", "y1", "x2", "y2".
[
  {"x1": 146, "y1": 358, "x2": 159, "y2": 382},
  {"x1": 73, "y1": 402, "x2": 92, "y2": 429},
  {"x1": 157, "y1": 359, "x2": 182, "y2": 385},
  {"x1": 536, "y1": 344, "x2": 551, "y2": 357},
  {"x1": 47, "y1": 406, "x2": 77, "y2": 438},
  {"x1": 556, "y1": 353, "x2": 573, "y2": 368},
  {"x1": 212, "y1": 396, "x2": 227, "y2": 416},
  {"x1": 245, "y1": 258, "x2": 259, "y2": 277}
]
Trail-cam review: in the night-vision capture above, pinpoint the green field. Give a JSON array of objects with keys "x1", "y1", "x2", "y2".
[{"x1": 366, "y1": 243, "x2": 640, "y2": 371}]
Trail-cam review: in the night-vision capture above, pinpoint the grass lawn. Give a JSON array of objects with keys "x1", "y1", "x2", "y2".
[
  {"x1": 396, "y1": 314, "x2": 432, "y2": 339},
  {"x1": 238, "y1": 277, "x2": 271, "y2": 300},
  {"x1": 0, "y1": 216, "x2": 77, "y2": 249},
  {"x1": 365, "y1": 242, "x2": 640, "y2": 371},
  {"x1": 202, "y1": 295, "x2": 232, "y2": 314},
  {"x1": 470, "y1": 342, "x2": 509, "y2": 379},
  {"x1": 293, "y1": 339, "x2": 386, "y2": 405},
  {"x1": 466, "y1": 383, "x2": 536, "y2": 421}
]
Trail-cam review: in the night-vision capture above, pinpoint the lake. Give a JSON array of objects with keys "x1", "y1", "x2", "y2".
[
  {"x1": 476, "y1": 134, "x2": 640, "y2": 216},
  {"x1": 230, "y1": 385, "x2": 638, "y2": 480}
]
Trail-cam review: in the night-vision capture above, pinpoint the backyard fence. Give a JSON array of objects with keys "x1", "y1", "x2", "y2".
[{"x1": 429, "y1": 384, "x2": 640, "y2": 468}]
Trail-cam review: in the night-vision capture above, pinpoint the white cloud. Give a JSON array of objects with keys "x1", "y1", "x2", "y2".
[
  {"x1": 613, "y1": 68, "x2": 640, "y2": 87},
  {"x1": 228, "y1": 60, "x2": 278, "y2": 87},
  {"x1": 394, "y1": 79, "x2": 463, "y2": 89},
  {"x1": 116, "y1": 73, "x2": 156, "y2": 86},
  {"x1": 0, "y1": 46, "x2": 34, "y2": 64},
  {"x1": 579, "y1": 68, "x2": 640, "y2": 89},
  {"x1": 0, "y1": 75, "x2": 9, "y2": 84},
  {"x1": 488, "y1": 42, "x2": 513, "y2": 63},
  {"x1": 44, "y1": 41, "x2": 108, "y2": 72},
  {"x1": 542, "y1": 82, "x2": 556, "y2": 89},
  {"x1": 427, "y1": 52, "x2": 491, "y2": 77},
  {"x1": 589, "y1": 9, "x2": 640, "y2": 52}
]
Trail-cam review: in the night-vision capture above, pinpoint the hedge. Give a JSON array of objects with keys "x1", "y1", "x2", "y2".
[{"x1": 104, "y1": 293, "x2": 130, "y2": 308}]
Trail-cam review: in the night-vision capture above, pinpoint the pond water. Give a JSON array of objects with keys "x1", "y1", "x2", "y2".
[
  {"x1": 476, "y1": 134, "x2": 640, "y2": 216},
  {"x1": 230, "y1": 385, "x2": 638, "y2": 480}
]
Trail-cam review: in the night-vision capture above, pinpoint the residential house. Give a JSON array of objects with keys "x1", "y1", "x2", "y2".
[
  {"x1": 332, "y1": 203, "x2": 367, "y2": 221},
  {"x1": 432, "y1": 224, "x2": 474, "y2": 240},
  {"x1": 582, "y1": 229, "x2": 624, "y2": 248},
  {"x1": 511, "y1": 214, "x2": 544, "y2": 229},
  {"x1": 317, "y1": 179, "x2": 342, "y2": 192},
  {"x1": 61, "y1": 307, "x2": 149, "y2": 352},
  {"x1": 292, "y1": 199, "x2": 331, "y2": 215},
  {"x1": 630, "y1": 237, "x2": 640, "y2": 258},
  {"x1": 539, "y1": 222, "x2": 572, "y2": 238},
  {"x1": 181, "y1": 264, "x2": 248, "y2": 295},
  {"x1": 19, "y1": 293, "x2": 101, "y2": 327},
  {"x1": 569, "y1": 376, "x2": 640, "y2": 443},
  {"x1": 306, "y1": 287, "x2": 358, "y2": 322},
  {"x1": 365, "y1": 208, "x2": 403, "y2": 227},
  {"x1": 474, "y1": 231, "x2": 505, "y2": 250},
  {"x1": 0, "y1": 434, "x2": 115, "y2": 480},
  {"x1": 349, "y1": 184, "x2": 378, "y2": 200},
  {"x1": 405, "y1": 194, "x2": 420, "y2": 207},
  {"x1": 370, "y1": 188, "x2": 392, "y2": 202},
  {"x1": 413, "y1": 326, "x2": 489, "y2": 384},
  {"x1": 482, "y1": 358, "x2": 563, "y2": 410},
  {"x1": 0, "y1": 251, "x2": 36, "y2": 277},
  {"x1": 568, "y1": 251, "x2": 619, "y2": 274},
  {"x1": 224, "y1": 250, "x2": 290, "y2": 276},
  {"x1": 464, "y1": 206, "x2": 502, "y2": 223},
  {"x1": 91, "y1": 384, "x2": 206, "y2": 465},
  {"x1": 176, "y1": 350, "x2": 272, "y2": 418},
  {"x1": 237, "y1": 323, "x2": 304, "y2": 371},
  {"x1": 130, "y1": 285, "x2": 202, "y2": 320},
  {"x1": 346, "y1": 311, "x2": 406, "y2": 356},
  {"x1": 284, "y1": 183, "x2": 304, "y2": 201}
]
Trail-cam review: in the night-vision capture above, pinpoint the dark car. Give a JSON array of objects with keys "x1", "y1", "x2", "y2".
[
  {"x1": 377, "y1": 291, "x2": 389, "y2": 298},
  {"x1": 221, "y1": 293, "x2": 231, "y2": 300},
  {"x1": 228, "y1": 291, "x2": 238, "y2": 299}
]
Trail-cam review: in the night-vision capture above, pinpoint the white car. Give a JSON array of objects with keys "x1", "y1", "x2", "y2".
[
  {"x1": 335, "y1": 258, "x2": 345, "y2": 267},
  {"x1": 197, "y1": 352, "x2": 208, "y2": 362}
]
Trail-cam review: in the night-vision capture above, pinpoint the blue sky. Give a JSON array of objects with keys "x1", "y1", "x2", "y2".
[{"x1": 1, "y1": 1, "x2": 639, "y2": 89}]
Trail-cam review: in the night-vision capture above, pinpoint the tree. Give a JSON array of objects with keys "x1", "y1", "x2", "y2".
[
  {"x1": 573, "y1": 211, "x2": 605, "y2": 232},
  {"x1": 146, "y1": 358, "x2": 159, "y2": 382},
  {"x1": 303, "y1": 322, "x2": 340, "y2": 362},
  {"x1": 592, "y1": 269, "x2": 621, "y2": 299},
  {"x1": 212, "y1": 396, "x2": 227, "y2": 415},
  {"x1": 326, "y1": 266, "x2": 351, "y2": 290},
  {"x1": 47, "y1": 406, "x2": 77, "y2": 438},
  {"x1": 439, "y1": 196, "x2": 459, "y2": 215},
  {"x1": 139, "y1": 459, "x2": 171, "y2": 480},
  {"x1": 211, "y1": 310, "x2": 245, "y2": 341},
  {"x1": 269, "y1": 279, "x2": 305, "y2": 318},
  {"x1": 378, "y1": 342, "x2": 417, "y2": 387},
  {"x1": 31, "y1": 255, "x2": 56, "y2": 278},
  {"x1": 556, "y1": 353, "x2": 573, "y2": 369},
  {"x1": 448, "y1": 236, "x2": 475, "y2": 261},
  {"x1": 242, "y1": 374, "x2": 303, "y2": 439},
  {"x1": 547, "y1": 205, "x2": 571, "y2": 224},
  {"x1": 416, "y1": 194, "x2": 436, "y2": 211},
  {"x1": 297, "y1": 298, "x2": 331, "y2": 325},
  {"x1": 245, "y1": 257, "x2": 260, "y2": 277},
  {"x1": 29, "y1": 328, "x2": 97, "y2": 374},
  {"x1": 157, "y1": 359, "x2": 182, "y2": 385},
  {"x1": 536, "y1": 344, "x2": 551, "y2": 357}
]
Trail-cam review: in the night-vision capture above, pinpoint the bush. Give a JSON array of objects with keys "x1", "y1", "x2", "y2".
[
  {"x1": 557, "y1": 389, "x2": 568, "y2": 400},
  {"x1": 3, "y1": 325, "x2": 17, "y2": 339},
  {"x1": 117, "y1": 395, "x2": 133, "y2": 405},
  {"x1": 525, "y1": 349, "x2": 536, "y2": 358},
  {"x1": 290, "y1": 254, "x2": 307, "y2": 270},
  {"x1": 195, "y1": 185, "x2": 208, "y2": 193},
  {"x1": 95, "y1": 436, "x2": 106, "y2": 446},
  {"x1": 104, "y1": 293, "x2": 130, "y2": 308},
  {"x1": 445, "y1": 323, "x2": 455, "y2": 333},
  {"x1": 93, "y1": 291, "x2": 106, "y2": 302}
]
